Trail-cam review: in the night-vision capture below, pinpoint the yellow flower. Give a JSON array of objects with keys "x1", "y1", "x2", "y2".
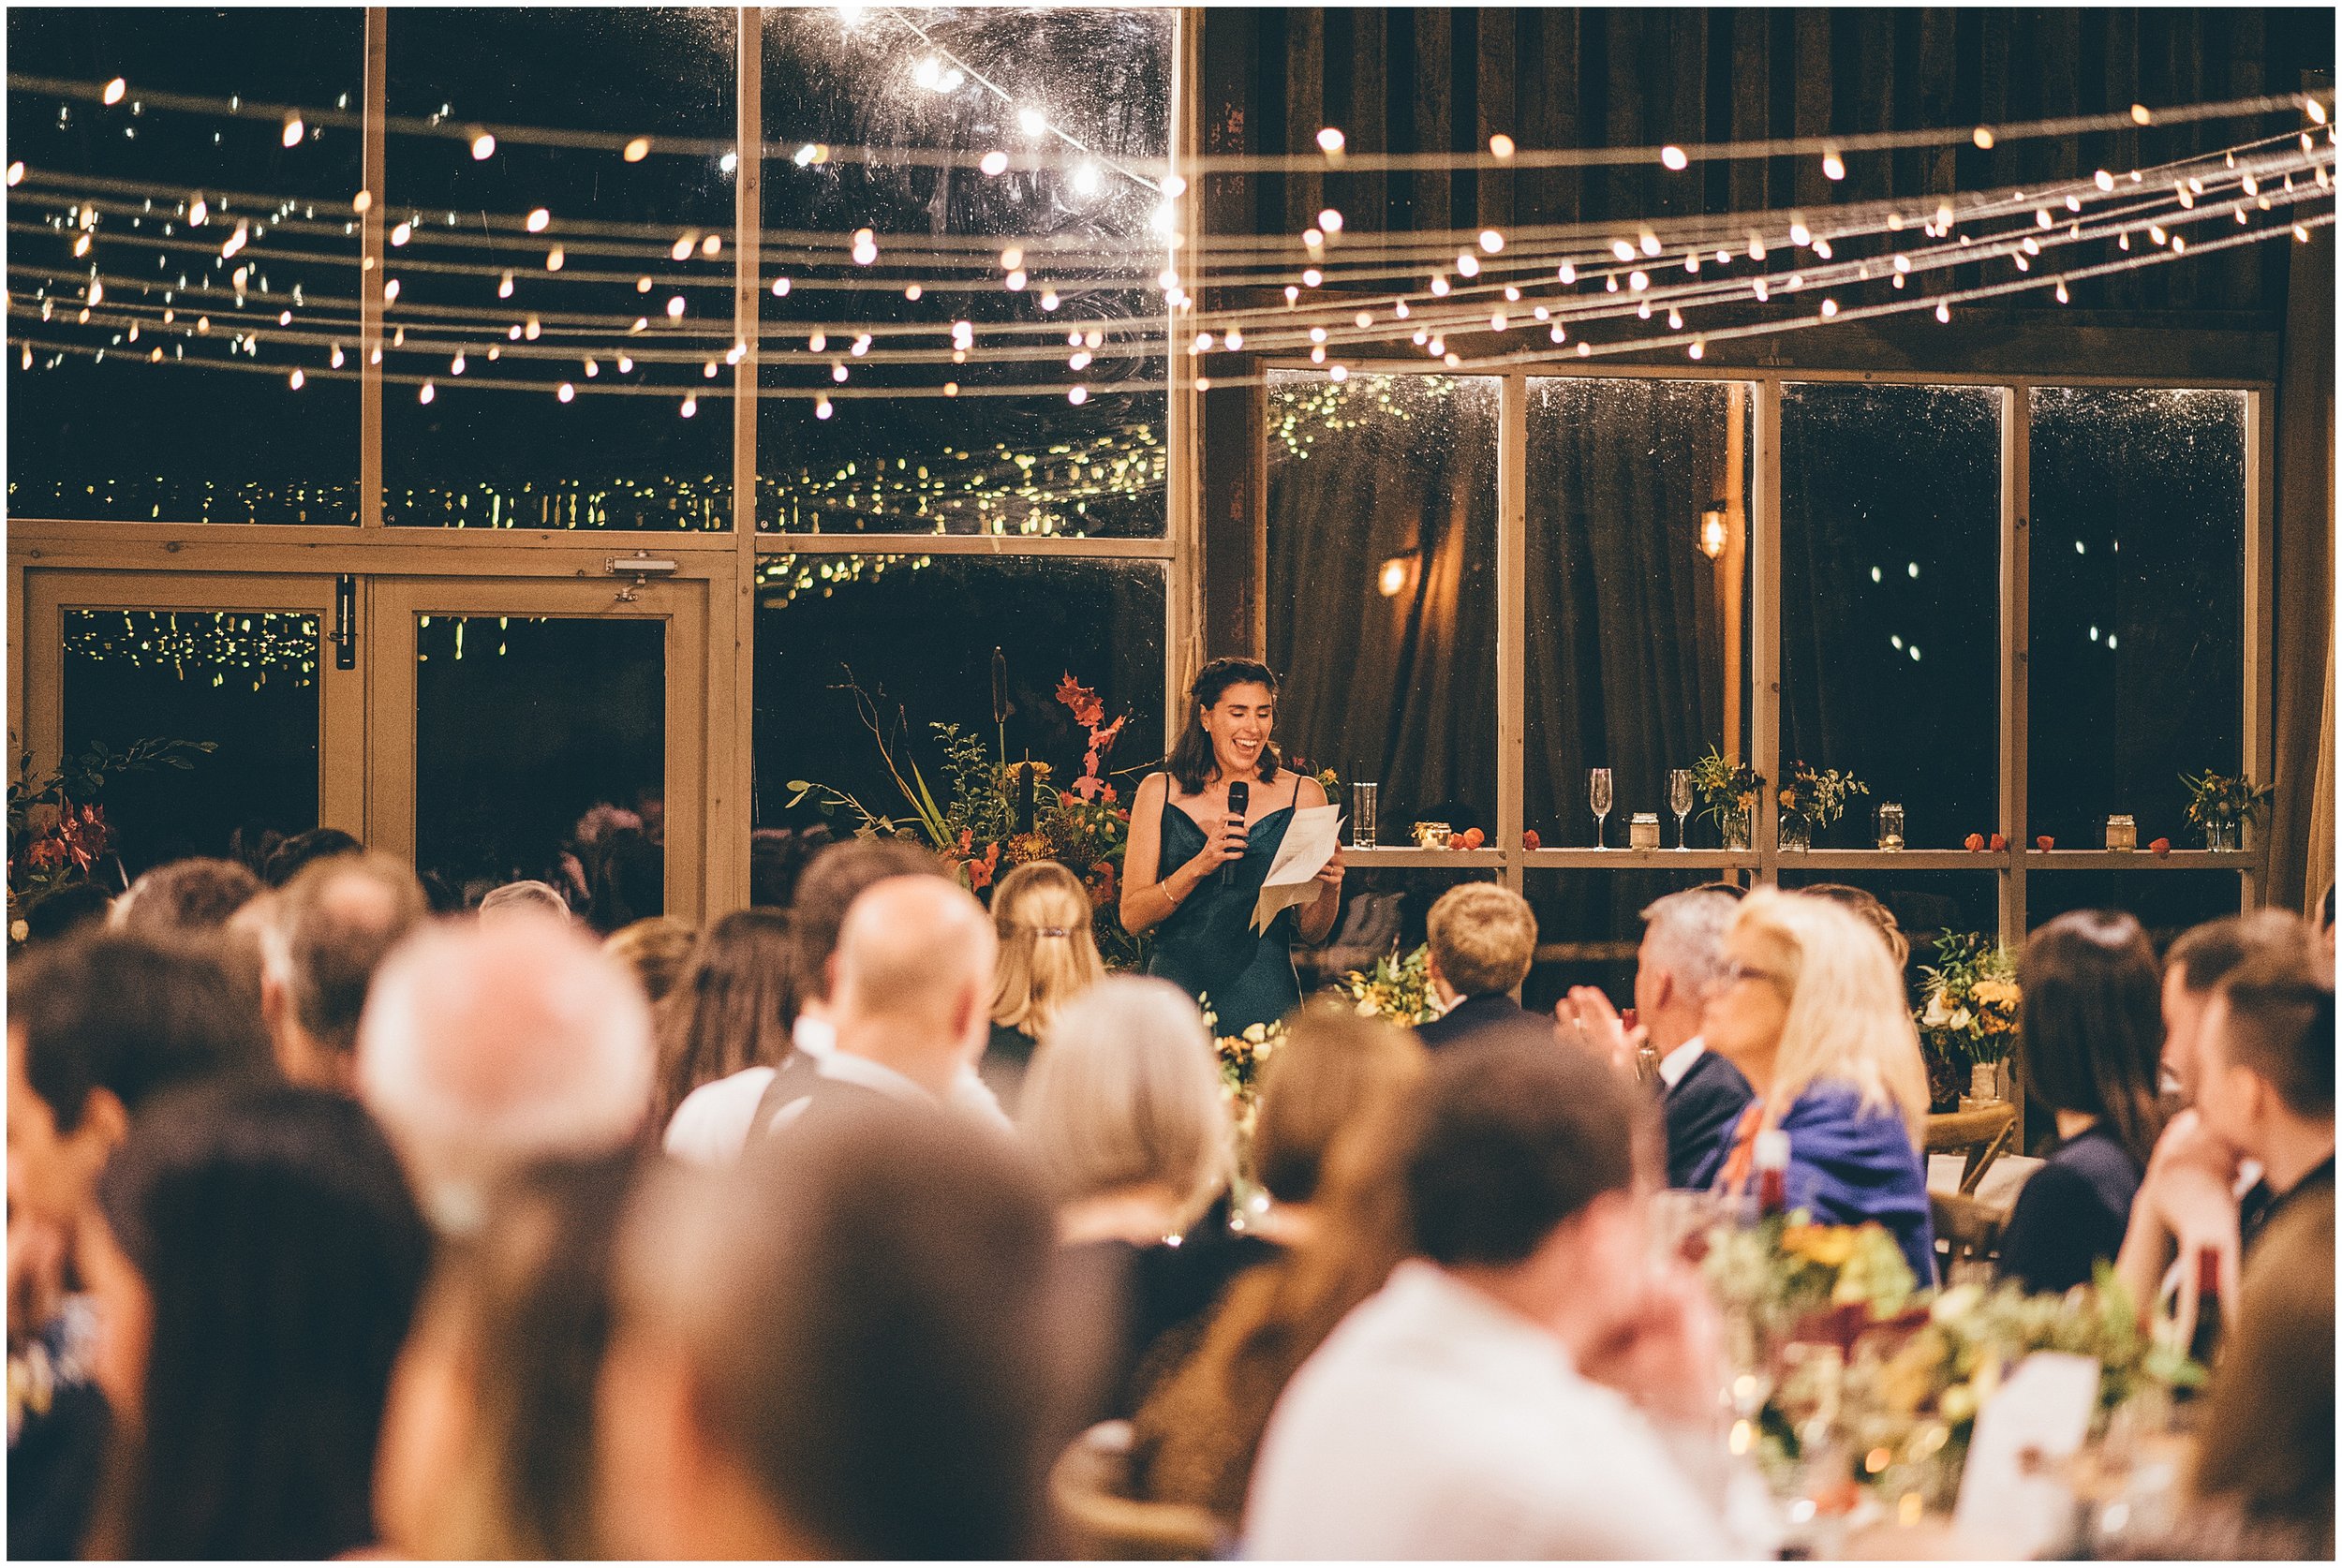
[
  {"x1": 1784, "y1": 1224, "x2": 1859, "y2": 1267},
  {"x1": 1970, "y1": 979, "x2": 2021, "y2": 1009},
  {"x1": 1241, "y1": 1023, "x2": 1267, "y2": 1044}
]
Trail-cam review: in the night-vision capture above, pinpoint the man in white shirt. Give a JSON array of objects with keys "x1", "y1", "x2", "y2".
[{"x1": 1245, "y1": 1034, "x2": 1744, "y2": 1561}]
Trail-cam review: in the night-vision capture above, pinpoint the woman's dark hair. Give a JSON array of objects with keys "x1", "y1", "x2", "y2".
[
  {"x1": 651, "y1": 908, "x2": 800, "y2": 1128},
  {"x1": 90, "y1": 1081, "x2": 431, "y2": 1561},
  {"x1": 585, "y1": 827, "x2": 664, "y2": 935},
  {"x1": 2018, "y1": 910, "x2": 2168, "y2": 1168},
  {"x1": 1164, "y1": 657, "x2": 1282, "y2": 795}
]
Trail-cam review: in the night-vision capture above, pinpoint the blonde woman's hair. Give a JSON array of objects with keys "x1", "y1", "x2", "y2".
[
  {"x1": 1730, "y1": 886, "x2": 1930, "y2": 1143},
  {"x1": 989, "y1": 860, "x2": 1105, "y2": 1037},
  {"x1": 1017, "y1": 976, "x2": 1231, "y2": 1223}
]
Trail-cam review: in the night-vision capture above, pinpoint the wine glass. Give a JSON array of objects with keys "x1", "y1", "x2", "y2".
[
  {"x1": 1589, "y1": 768, "x2": 1613, "y2": 849},
  {"x1": 1668, "y1": 768, "x2": 1695, "y2": 849}
]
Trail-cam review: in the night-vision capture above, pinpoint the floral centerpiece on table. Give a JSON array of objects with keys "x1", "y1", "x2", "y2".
[
  {"x1": 1776, "y1": 761, "x2": 1869, "y2": 850},
  {"x1": 1690, "y1": 747, "x2": 1766, "y2": 850},
  {"x1": 1697, "y1": 1212, "x2": 2191, "y2": 1516},
  {"x1": 7, "y1": 738, "x2": 215, "y2": 947},
  {"x1": 1916, "y1": 932, "x2": 2022, "y2": 1109},
  {"x1": 2180, "y1": 769, "x2": 2272, "y2": 852},
  {"x1": 786, "y1": 666, "x2": 1143, "y2": 966},
  {"x1": 1342, "y1": 941, "x2": 1438, "y2": 1026}
]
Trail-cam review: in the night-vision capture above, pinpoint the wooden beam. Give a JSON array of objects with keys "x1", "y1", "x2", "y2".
[
  {"x1": 361, "y1": 8, "x2": 387, "y2": 530},
  {"x1": 1497, "y1": 373, "x2": 1526, "y2": 890},
  {"x1": 1999, "y1": 386, "x2": 2030, "y2": 940}
]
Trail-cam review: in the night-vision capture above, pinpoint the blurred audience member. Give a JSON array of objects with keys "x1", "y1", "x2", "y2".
[
  {"x1": 81, "y1": 1082, "x2": 429, "y2": 1559},
  {"x1": 583, "y1": 824, "x2": 662, "y2": 936},
  {"x1": 260, "y1": 826, "x2": 362, "y2": 889},
  {"x1": 1130, "y1": 1005, "x2": 1425, "y2": 1519},
  {"x1": 603, "y1": 916, "x2": 696, "y2": 1008},
  {"x1": 652, "y1": 910, "x2": 799, "y2": 1137},
  {"x1": 357, "y1": 917, "x2": 652, "y2": 1234},
  {"x1": 1703, "y1": 888, "x2": 1935, "y2": 1284},
  {"x1": 1020, "y1": 976, "x2": 1233, "y2": 1419},
  {"x1": 226, "y1": 820, "x2": 285, "y2": 882},
  {"x1": 748, "y1": 825, "x2": 830, "y2": 910},
  {"x1": 21, "y1": 882, "x2": 112, "y2": 946},
  {"x1": 2118, "y1": 929, "x2": 2331, "y2": 1317},
  {"x1": 986, "y1": 861, "x2": 1105, "y2": 1114},
  {"x1": 477, "y1": 879, "x2": 571, "y2": 925},
  {"x1": 1800, "y1": 883, "x2": 1911, "y2": 968},
  {"x1": 2160, "y1": 910, "x2": 2306, "y2": 1098},
  {"x1": 1999, "y1": 911, "x2": 2167, "y2": 1294},
  {"x1": 376, "y1": 1154, "x2": 637, "y2": 1560},
  {"x1": 1414, "y1": 883, "x2": 1537, "y2": 1049},
  {"x1": 7, "y1": 933, "x2": 273, "y2": 1560},
  {"x1": 111, "y1": 857, "x2": 259, "y2": 936},
  {"x1": 597, "y1": 1103, "x2": 1084, "y2": 1559},
  {"x1": 1245, "y1": 1035, "x2": 1740, "y2": 1559},
  {"x1": 2320, "y1": 882, "x2": 2335, "y2": 968},
  {"x1": 259, "y1": 851, "x2": 428, "y2": 1092}
]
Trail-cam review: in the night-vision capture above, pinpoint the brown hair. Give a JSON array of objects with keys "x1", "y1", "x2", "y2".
[
  {"x1": 1798, "y1": 883, "x2": 1911, "y2": 969},
  {"x1": 651, "y1": 910, "x2": 799, "y2": 1129},
  {"x1": 1252, "y1": 999, "x2": 1427, "y2": 1206},
  {"x1": 2213, "y1": 939, "x2": 2335, "y2": 1117},
  {"x1": 1164, "y1": 657, "x2": 1282, "y2": 796},
  {"x1": 2167, "y1": 910, "x2": 2311, "y2": 994},
  {"x1": 271, "y1": 851, "x2": 429, "y2": 1058},
  {"x1": 789, "y1": 838, "x2": 945, "y2": 1002},
  {"x1": 2017, "y1": 910, "x2": 2168, "y2": 1167},
  {"x1": 988, "y1": 861, "x2": 1104, "y2": 1038},
  {"x1": 1424, "y1": 882, "x2": 1539, "y2": 998},
  {"x1": 117, "y1": 857, "x2": 262, "y2": 934},
  {"x1": 603, "y1": 916, "x2": 698, "y2": 1007},
  {"x1": 2190, "y1": 1185, "x2": 2335, "y2": 1555}
]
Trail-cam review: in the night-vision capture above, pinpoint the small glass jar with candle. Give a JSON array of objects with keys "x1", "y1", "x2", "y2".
[
  {"x1": 1412, "y1": 821, "x2": 1452, "y2": 850},
  {"x1": 1629, "y1": 812, "x2": 1661, "y2": 851},
  {"x1": 1875, "y1": 802, "x2": 1905, "y2": 851},
  {"x1": 2106, "y1": 814, "x2": 2138, "y2": 851}
]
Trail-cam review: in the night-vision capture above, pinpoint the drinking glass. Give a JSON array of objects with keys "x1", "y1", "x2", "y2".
[
  {"x1": 1351, "y1": 781, "x2": 1379, "y2": 849},
  {"x1": 1589, "y1": 768, "x2": 1613, "y2": 848},
  {"x1": 1668, "y1": 768, "x2": 1695, "y2": 849}
]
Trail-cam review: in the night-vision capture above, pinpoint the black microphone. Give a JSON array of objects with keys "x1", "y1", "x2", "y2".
[{"x1": 1222, "y1": 780, "x2": 1251, "y2": 888}]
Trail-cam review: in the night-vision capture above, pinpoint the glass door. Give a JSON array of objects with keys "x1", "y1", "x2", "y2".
[
  {"x1": 20, "y1": 570, "x2": 355, "y2": 888},
  {"x1": 369, "y1": 576, "x2": 707, "y2": 925}
]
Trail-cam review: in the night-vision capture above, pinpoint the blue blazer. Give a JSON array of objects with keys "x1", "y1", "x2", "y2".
[
  {"x1": 1773, "y1": 1083, "x2": 1938, "y2": 1287},
  {"x1": 1665, "y1": 1049, "x2": 1756, "y2": 1191},
  {"x1": 1413, "y1": 993, "x2": 1528, "y2": 1051}
]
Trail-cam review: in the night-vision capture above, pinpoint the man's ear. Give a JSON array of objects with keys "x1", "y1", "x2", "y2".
[
  {"x1": 78, "y1": 1087, "x2": 130, "y2": 1152},
  {"x1": 1649, "y1": 967, "x2": 1677, "y2": 1014}
]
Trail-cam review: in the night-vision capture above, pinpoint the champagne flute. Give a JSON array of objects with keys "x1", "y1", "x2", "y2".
[
  {"x1": 1589, "y1": 767, "x2": 1613, "y2": 849},
  {"x1": 1668, "y1": 768, "x2": 1695, "y2": 849}
]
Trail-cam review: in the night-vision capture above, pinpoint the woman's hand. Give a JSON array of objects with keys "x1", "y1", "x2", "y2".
[
  {"x1": 1554, "y1": 985, "x2": 1648, "y2": 1078},
  {"x1": 1188, "y1": 809, "x2": 1247, "y2": 880},
  {"x1": 1313, "y1": 842, "x2": 1347, "y2": 892}
]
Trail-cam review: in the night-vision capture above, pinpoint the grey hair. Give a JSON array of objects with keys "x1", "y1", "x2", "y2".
[{"x1": 1638, "y1": 887, "x2": 1740, "y2": 1005}]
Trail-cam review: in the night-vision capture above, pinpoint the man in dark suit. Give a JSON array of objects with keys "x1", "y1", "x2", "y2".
[
  {"x1": 1553, "y1": 884, "x2": 1751, "y2": 1189},
  {"x1": 1414, "y1": 884, "x2": 1539, "y2": 1051}
]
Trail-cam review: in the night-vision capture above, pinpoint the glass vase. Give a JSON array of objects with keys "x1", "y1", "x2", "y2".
[
  {"x1": 1778, "y1": 815, "x2": 1812, "y2": 852},
  {"x1": 2202, "y1": 818, "x2": 2240, "y2": 853},
  {"x1": 1968, "y1": 1059, "x2": 2003, "y2": 1104},
  {"x1": 1720, "y1": 811, "x2": 1751, "y2": 852}
]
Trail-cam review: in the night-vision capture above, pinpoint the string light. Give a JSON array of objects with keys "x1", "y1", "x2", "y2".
[
  {"x1": 280, "y1": 114, "x2": 304, "y2": 147},
  {"x1": 1661, "y1": 145, "x2": 1689, "y2": 171}
]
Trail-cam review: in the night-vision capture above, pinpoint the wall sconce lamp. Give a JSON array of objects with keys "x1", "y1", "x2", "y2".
[{"x1": 1698, "y1": 503, "x2": 1729, "y2": 560}]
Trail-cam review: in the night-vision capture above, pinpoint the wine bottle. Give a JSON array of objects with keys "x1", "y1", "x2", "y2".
[
  {"x1": 1756, "y1": 1130, "x2": 1791, "y2": 1218},
  {"x1": 2186, "y1": 1244, "x2": 2224, "y2": 1374}
]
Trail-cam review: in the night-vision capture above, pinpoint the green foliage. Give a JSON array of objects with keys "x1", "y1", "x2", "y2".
[{"x1": 2180, "y1": 769, "x2": 2273, "y2": 828}]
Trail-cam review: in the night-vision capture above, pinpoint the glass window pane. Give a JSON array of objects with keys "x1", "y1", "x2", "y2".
[
  {"x1": 1267, "y1": 372, "x2": 1499, "y2": 835},
  {"x1": 756, "y1": 8, "x2": 1173, "y2": 537},
  {"x1": 415, "y1": 616, "x2": 665, "y2": 917},
  {"x1": 1780, "y1": 383, "x2": 2001, "y2": 849},
  {"x1": 62, "y1": 609, "x2": 321, "y2": 875},
  {"x1": 1527, "y1": 378, "x2": 1753, "y2": 849},
  {"x1": 383, "y1": 9, "x2": 736, "y2": 529},
  {"x1": 8, "y1": 10, "x2": 363, "y2": 524},
  {"x1": 753, "y1": 555, "x2": 1165, "y2": 836},
  {"x1": 2028, "y1": 389, "x2": 2246, "y2": 849},
  {"x1": 2024, "y1": 870, "x2": 2245, "y2": 949}
]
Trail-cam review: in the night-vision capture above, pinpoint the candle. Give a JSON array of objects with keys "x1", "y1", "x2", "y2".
[
  {"x1": 1629, "y1": 812, "x2": 1661, "y2": 850},
  {"x1": 2106, "y1": 814, "x2": 2138, "y2": 851}
]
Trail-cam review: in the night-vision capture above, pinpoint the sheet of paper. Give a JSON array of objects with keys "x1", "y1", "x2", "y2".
[
  {"x1": 1253, "y1": 804, "x2": 1342, "y2": 933},
  {"x1": 1951, "y1": 1351, "x2": 2100, "y2": 1559}
]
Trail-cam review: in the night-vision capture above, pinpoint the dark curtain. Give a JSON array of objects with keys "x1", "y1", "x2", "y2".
[{"x1": 1267, "y1": 375, "x2": 1499, "y2": 831}]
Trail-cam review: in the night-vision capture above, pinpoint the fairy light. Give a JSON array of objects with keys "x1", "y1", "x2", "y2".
[
  {"x1": 288, "y1": 367, "x2": 304, "y2": 388},
  {"x1": 1821, "y1": 145, "x2": 1845, "y2": 181},
  {"x1": 5, "y1": 162, "x2": 21, "y2": 185},
  {"x1": 772, "y1": 276, "x2": 793, "y2": 297},
  {"x1": 1317, "y1": 207, "x2": 1344, "y2": 234},
  {"x1": 280, "y1": 115, "x2": 304, "y2": 147},
  {"x1": 546, "y1": 246, "x2": 564, "y2": 271},
  {"x1": 102, "y1": 77, "x2": 126, "y2": 105},
  {"x1": 979, "y1": 150, "x2": 1008, "y2": 176},
  {"x1": 1661, "y1": 144, "x2": 1689, "y2": 170},
  {"x1": 1489, "y1": 133, "x2": 1516, "y2": 158},
  {"x1": 526, "y1": 208, "x2": 550, "y2": 232},
  {"x1": 680, "y1": 394, "x2": 697, "y2": 417},
  {"x1": 1316, "y1": 126, "x2": 1345, "y2": 155},
  {"x1": 1973, "y1": 126, "x2": 1996, "y2": 149},
  {"x1": 419, "y1": 379, "x2": 435, "y2": 404},
  {"x1": 666, "y1": 294, "x2": 686, "y2": 318}
]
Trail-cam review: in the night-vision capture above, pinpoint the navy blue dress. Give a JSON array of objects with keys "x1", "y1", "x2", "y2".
[
  {"x1": 1143, "y1": 787, "x2": 1305, "y2": 1037},
  {"x1": 1995, "y1": 1124, "x2": 2142, "y2": 1294}
]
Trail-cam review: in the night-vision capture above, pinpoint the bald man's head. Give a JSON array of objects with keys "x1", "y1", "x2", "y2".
[
  {"x1": 265, "y1": 851, "x2": 428, "y2": 1084},
  {"x1": 357, "y1": 916, "x2": 652, "y2": 1233},
  {"x1": 832, "y1": 877, "x2": 996, "y2": 1069}
]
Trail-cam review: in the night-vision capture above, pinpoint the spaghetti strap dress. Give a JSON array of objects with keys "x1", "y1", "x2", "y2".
[{"x1": 1144, "y1": 782, "x2": 1305, "y2": 1036}]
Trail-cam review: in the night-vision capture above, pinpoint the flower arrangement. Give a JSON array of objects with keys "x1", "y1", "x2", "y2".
[
  {"x1": 1916, "y1": 931, "x2": 2021, "y2": 1109},
  {"x1": 786, "y1": 667, "x2": 1142, "y2": 965},
  {"x1": 1697, "y1": 1212, "x2": 2190, "y2": 1515},
  {"x1": 1690, "y1": 747, "x2": 1766, "y2": 848},
  {"x1": 7, "y1": 737, "x2": 215, "y2": 944},
  {"x1": 2180, "y1": 769, "x2": 2272, "y2": 851},
  {"x1": 1342, "y1": 941, "x2": 1439, "y2": 1026},
  {"x1": 1777, "y1": 761, "x2": 1869, "y2": 847}
]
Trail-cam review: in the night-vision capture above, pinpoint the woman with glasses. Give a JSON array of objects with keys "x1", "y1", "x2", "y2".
[{"x1": 1701, "y1": 888, "x2": 1937, "y2": 1285}]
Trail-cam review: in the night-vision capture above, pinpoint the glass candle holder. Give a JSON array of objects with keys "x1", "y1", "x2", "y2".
[
  {"x1": 1629, "y1": 812, "x2": 1661, "y2": 850},
  {"x1": 2106, "y1": 814, "x2": 2138, "y2": 851},
  {"x1": 1875, "y1": 802, "x2": 1905, "y2": 851},
  {"x1": 1412, "y1": 821, "x2": 1452, "y2": 850}
]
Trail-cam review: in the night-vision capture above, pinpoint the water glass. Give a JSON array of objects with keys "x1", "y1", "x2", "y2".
[
  {"x1": 1350, "y1": 781, "x2": 1379, "y2": 849},
  {"x1": 1876, "y1": 801, "x2": 1905, "y2": 851},
  {"x1": 1589, "y1": 767, "x2": 1614, "y2": 848},
  {"x1": 1668, "y1": 768, "x2": 1695, "y2": 848}
]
